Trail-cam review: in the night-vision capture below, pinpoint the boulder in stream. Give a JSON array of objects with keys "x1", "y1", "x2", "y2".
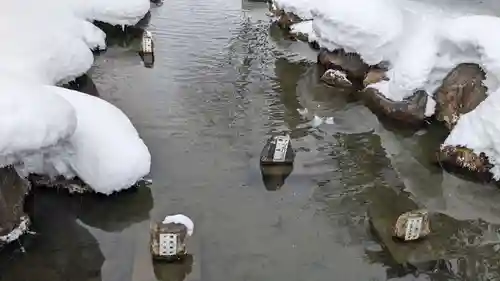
[
  {"x1": 437, "y1": 144, "x2": 492, "y2": 182},
  {"x1": 276, "y1": 10, "x2": 303, "y2": 30},
  {"x1": 357, "y1": 88, "x2": 428, "y2": 126},
  {"x1": 434, "y1": 63, "x2": 487, "y2": 130},
  {"x1": 317, "y1": 49, "x2": 369, "y2": 86},
  {"x1": 0, "y1": 166, "x2": 31, "y2": 247}
]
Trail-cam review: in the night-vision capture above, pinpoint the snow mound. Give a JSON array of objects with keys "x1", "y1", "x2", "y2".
[
  {"x1": 163, "y1": 214, "x2": 195, "y2": 236},
  {"x1": 0, "y1": 78, "x2": 77, "y2": 167},
  {"x1": 290, "y1": 20, "x2": 317, "y2": 42},
  {"x1": 311, "y1": 0, "x2": 404, "y2": 65},
  {"x1": 444, "y1": 89, "x2": 500, "y2": 180},
  {"x1": 0, "y1": 0, "x2": 151, "y2": 193},
  {"x1": 274, "y1": 0, "x2": 319, "y2": 20},
  {"x1": 49, "y1": 86, "x2": 151, "y2": 194}
]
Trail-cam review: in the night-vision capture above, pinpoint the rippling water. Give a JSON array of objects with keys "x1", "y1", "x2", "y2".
[{"x1": 2, "y1": 0, "x2": 500, "y2": 280}]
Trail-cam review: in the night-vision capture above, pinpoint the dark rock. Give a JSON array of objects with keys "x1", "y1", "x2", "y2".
[
  {"x1": 357, "y1": 88, "x2": 428, "y2": 126},
  {"x1": 29, "y1": 174, "x2": 94, "y2": 194},
  {"x1": 260, "y1": 135, "x2": 295, "y2": 165},
  {"x1": 434, "y1": 63, "x2": 487, "y2": 130},
  {"x1": 276, "y1": 11, "x2": 303, "y2": 30},
  {"x1": 317, "y1": 48, "x2": 369, "y2": 85},
  {"x1": 363, "y1": 68, "x2": 389, "y2": 87},
  {"x1": 0, "y1": 166, "x2": 31, "y2": 246},
  {"x1": 437, "y1": 144, "x2": 493, "y2": 182}
]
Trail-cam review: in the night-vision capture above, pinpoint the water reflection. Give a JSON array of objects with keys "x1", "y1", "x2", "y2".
[
  {"x1": 153, "y1": 254, "x2": 194, "y2": 281},
  {"x1": 260, "y1": 164, "x2": 293, "y2": 191},
  {"x1": 0, "y1": 190, "x2": 104, "y2": 281},
  {"x1": 74, "y1": 185, "x2": 154, "y2": 232},
  {"x1": 63, "y1": 74, "x2": 100, "y2": 97}
]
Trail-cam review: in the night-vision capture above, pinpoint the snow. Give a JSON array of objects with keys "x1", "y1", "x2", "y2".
[
  {"x1": 0, "y1": 0, "x2": 151, "y2": 194},
  {"x1": 444, "y1": 89, "x2": 500, "y2": 180},
  {"x1": 274, "y1": 0, "x2": 500, "y2": 177},
  {"x1": 48, "y1": 86, "x2": 151, "y2": 194},
  {"x1": 163, "y1": 214, "x2": 195, "y2": 236},
  {"x1": 274, "y1": 0, "x2": 319, "y2": 20},
  {"x1": 290, "y1": 20, "x2": 317, "y2": 42}
]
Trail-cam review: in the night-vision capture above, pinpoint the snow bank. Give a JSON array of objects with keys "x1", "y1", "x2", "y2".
[
  {"x1": 0, "y1": 78, "x2": 77, "y2": 167},
  {"x1": 44, "y1": 86, "x2": 151, "y2": 194},
  {"x1": 311, "y1": 0, "x2": 403, "y2": 65},
  {"x1": 274, "y1": 0, "x2": 319, "y2": 20},
  {"x1": 0, "y1": 0, "x2": 151, "y2": 194},
  {"x1": 290, "y1": 20, "x2": 317, "y2": 42},
  {"x1": 444, "y1": 89, "x2": 500, "y2": 179}
]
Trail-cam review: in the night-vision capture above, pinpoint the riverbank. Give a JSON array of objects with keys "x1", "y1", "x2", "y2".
[
  {"x1": 0, "y1": 0, "x2": 153, "y2": 248},
  {"x1": 269, "y1": 0, "x2": 500, "y2": 184}
]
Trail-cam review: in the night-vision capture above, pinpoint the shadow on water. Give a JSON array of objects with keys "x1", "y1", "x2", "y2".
[
  {"x1": 0, "y1": 184, "x2": 153, "y2": 281},
  {"x1": 63, "y1": 74, "x2": 100, "y2": 97},
  {"x1": 0, "y1": 190, "x2": 104, "y2": 281}
]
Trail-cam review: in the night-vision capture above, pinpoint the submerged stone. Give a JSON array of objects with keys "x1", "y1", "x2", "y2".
[
  {"x1": 0, "y1": 166, "x2": 31, "y2": 247},
  {"x1": 357, "y1": 88, "x2": 427, "y2": 126},
  {"x1": 434, "y1": 63, "x2": 487, "y2": 130}
]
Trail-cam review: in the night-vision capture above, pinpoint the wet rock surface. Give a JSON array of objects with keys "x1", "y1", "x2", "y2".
[
  {"x1": 317, "y1": 49, "x2": 369, "y2": 84},
  {"x1": 28, "y1": 174, "x2": 95, "y2": 194},
  {"x1": 357, "y1": 88, "x2": 428, "y2": 126},
  {"x1": 276, "y1": 11, "x2": 303, "y2": 29},
  {"x1": 0, "y1": 166, "x2": 30, "y2": 243},
  {"x1": 437, "y1": 145, "x2": 493, "y2": 182},
  {"x1": 435, "y1": 63, "x2": 487, "y2": 130}
]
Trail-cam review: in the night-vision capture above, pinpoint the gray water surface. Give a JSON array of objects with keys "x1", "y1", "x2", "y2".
[{"x1": 2, "y1": 1, "x2": 500, "y2": 280}]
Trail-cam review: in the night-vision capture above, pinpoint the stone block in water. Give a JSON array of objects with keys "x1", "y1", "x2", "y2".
[
  {"x1": 260, "y1": 134, "x2": 295, "y2": 165},
  {"x1": 393, "y1": 209, "x2": 430, "y2": 241},
  {"x1": 150, "y1": 215, "x2": 193, "y2": 262},
  {"x1": 139, "y1": 30, "x2": 155, "y2": 68},
  {"x1": 150, "y1": 222, "x2": 189, "y2": 261}
]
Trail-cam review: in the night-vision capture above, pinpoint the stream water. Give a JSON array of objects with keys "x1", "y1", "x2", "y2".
[{"x1": 1, "y1": 0, "x2": 500, "y2": 280}]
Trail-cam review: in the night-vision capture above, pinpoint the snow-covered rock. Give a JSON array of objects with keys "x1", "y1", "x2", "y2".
[
  {"x1": 0, "y1": 0, "x2": 151, "y2": 194},
  {"x1": 274, "y1": 0, "x2": 500, "y2": 178}
]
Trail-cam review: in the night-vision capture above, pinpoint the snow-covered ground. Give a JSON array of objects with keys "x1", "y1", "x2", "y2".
[
  {"x1": 279, "y1": 0, "x2": 500, "y2": 179},
  {"x1": 0, "y1": 0, "x2": 151, "y2": 194}
]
